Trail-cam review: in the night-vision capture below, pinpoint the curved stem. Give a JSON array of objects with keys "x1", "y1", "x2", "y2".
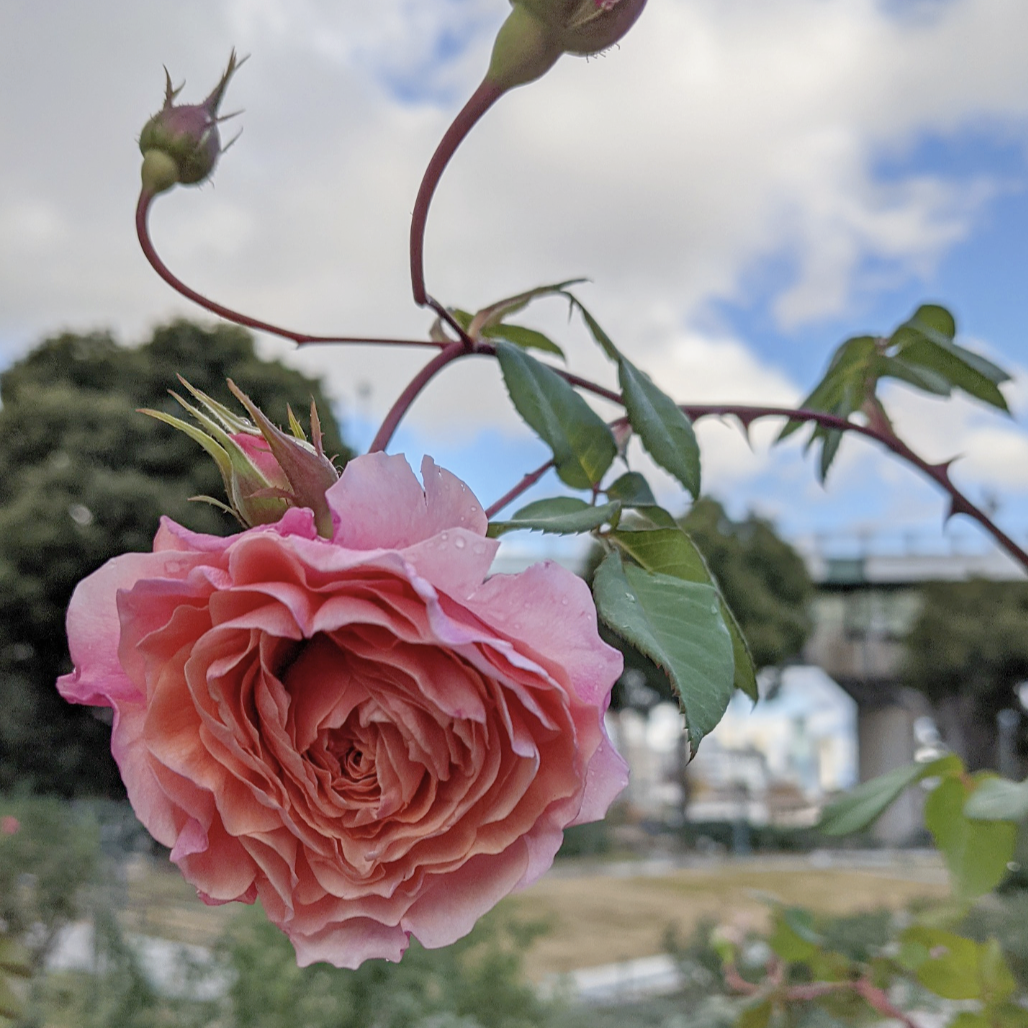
[
  {"x1": 469, "y1": 351, "x2": 1026, "y2": 566},
  {"x1": 484, "y1": 458, "x2": 555, "y2": 519},
  {"x1": 368, "y1": 341, "x2": 469, "y2": 453},
  {"x1": 677, "y1": 404, "x2": 1028, "y2": 571},
  {"x1": 410, "y1": 80, "x2": 504, "y2": 307},
  {"x1": 136, "y1": 191, "x2": 441, "y2": 349}
]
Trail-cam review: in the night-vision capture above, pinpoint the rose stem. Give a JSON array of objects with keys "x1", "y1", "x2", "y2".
[
  {"x1": 367, "y1": 341, "x2": 469, "y2": 453},
  {"x1": 409, "y1": 80, "x2": 504, "y2": 311},
  {"x1": 724, "y1": 964, "x2": 923, "y2": 1028},
  {"x1": 675, "y1": 404, "x2": 1028, "y2": 571},
  {"x1": 484, "y1": 459, "x2": 556, "y2": 520},
  {"x1": 471, "y1": 348, "x2": 1027, "y2": 566},
  {"x1": 136, "y1": 190, "x2": 441, "y2": 349}
]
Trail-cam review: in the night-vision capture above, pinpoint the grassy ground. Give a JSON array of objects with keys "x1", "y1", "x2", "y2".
[
  {"x1": 506, "y1": 857, "x2": 948, "y2": 980},
  {"x1": 121, "y1": 853, "x2": 949, "y2": 982}
]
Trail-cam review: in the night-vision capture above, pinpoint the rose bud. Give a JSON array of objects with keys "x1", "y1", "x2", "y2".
[
  {"x1": 139, "y1": 50, "x2": 246, "y2": 195},
  {"x1": 487, "y1": 0, "x2": 648, "y2": 90},
  {"x1": 140, "y1": 378, "x2": 339, "y2": 536},
  {"x1": 57, "y1": 453, "x2": 628, "y2": 968}
]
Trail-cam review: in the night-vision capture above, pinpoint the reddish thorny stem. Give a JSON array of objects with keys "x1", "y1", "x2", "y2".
[
  {"x1": 136, "y1": 55, "x2": 1028, "y2": 577},
  {"x1": 136, "y1": 191, "x2": 442, "y2": 350},
  {"x1": 409, "y1": 80, "x2": 504, "y2": 310},
  {"x1": 724, "y1": 961, "x2": 923, "y2": 1028}
]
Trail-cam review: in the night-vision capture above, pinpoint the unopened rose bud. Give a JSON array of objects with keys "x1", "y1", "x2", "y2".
[
  {"x1": 138, "y1": 50, "x2": 246, "y2": 195},
  {"x1": 0, "y1": 815, "x2": 19, "y2": 836},
  {"x1": 141, "y1": 378, "x2": 340, "y2": 538},
  {"x1": 487, "y1": 0, "x2": 647, "y2": 90}
]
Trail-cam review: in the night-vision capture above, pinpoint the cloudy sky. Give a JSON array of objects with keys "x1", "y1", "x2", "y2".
[{"x1": 3, "y1": 0, "x2": 1028, "y2": 557}]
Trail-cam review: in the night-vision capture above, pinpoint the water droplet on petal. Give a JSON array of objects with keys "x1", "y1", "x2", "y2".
[
  {"x1": 440, "y1": 532, "x2": 449, "y2": 541},
  {"x1": 561, "y1": 597, "x2": 569, "y2": 606},
  {"x1": 454, "y1": 536, "x2": 466, "y2": 549},
  {"x1": 473, "y1": 543, "x2": 487, "y2": 556},
  {"x1": 469, "y1": 505, "x2": 479, "y2": 513}
]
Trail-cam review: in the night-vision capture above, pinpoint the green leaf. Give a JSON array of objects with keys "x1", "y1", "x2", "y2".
[
  {"x1": 593, "y1": 551, "x2": 735, "y2": 750},
  {"x1": 947, "y1": 1015, "x2": 990, "y2": 1028},
  {"x1": 564, "y1": 296, "x2": 703, "y2": 497},
  {"x1": 487, "y1": 497, "x2": 620, "y2": 538},
  {"x1": 900, "y1": 926, "x2": 983, "y2": 1000},
  {"x1": 876, "y1": 355, "x2": 953, "y2": 396},
  {"x1": 482, "y1": 322, "x2": 565, "y2": 359},
  {"x1": 0, "y1": 976, "x2": 23, "y2": 1021},
  {"x1": 777, "y1": 335, "x2": 877, "y2": 471},
  {"x1": 925, "y1": 775, "x2": 1017, "y2": 900},
  {"x1": 818, "y1": 426, "x2": 844, "y2": 482},
  {"x1": 605, "y1": 471, "x2": 658, "y2": 507},
  {"x1": 964, "y1": 775, "x2": 1028, "y2": 822},
  {"x1": 818, "y1": 755, "x2": 962, "y2": 836},
  {"x1": 895, "y1": 335, "x2": 1010, "y2": 412},
  {"x1": 0, "y1": 940, "x2": 30, "y2": 978},
  {"x1": 768, "y1": 907, "x2": 821, "y2": 962},
  {"x1": 468, "y1": 279, "x2": 586, "y2": 338},
  {"x1": 724, "y1": 605, "x2": 759, "y2": 702},
  {"x1": 619, "y1": 360, "x2": 701, "y2": 498},
  {"x1": 495, "y1": 342, "x2": 617, "y2": 490},
  {"x1": 609, "y1": 527, "x2": 711, "y2": 581},
  {"x1": 609, "y1": 524, "x2": 758, "y2": 701},
  {"x1": 736, "y1": 999, "x2": 773, "y2": 1028},
  {"x1": 910, "y1": 303, "x2": 956, "y2": 341},
  {"x1": 563, "y1": 293, "x2": 621, "y2": 362},
  {"x1": 979, "y1": 937, "x2": 1017, "y2": 1004}
]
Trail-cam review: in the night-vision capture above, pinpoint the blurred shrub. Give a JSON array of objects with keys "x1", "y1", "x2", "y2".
[
  {"x1": 555, "y1": 821, "x2": 611, "y2": 860},
  {"x1": 215, "y1": 904, "x2": 553, "y2": 1028},
  {"x1": 0, "y1": 796, "x2": 99, "y2": 969}
]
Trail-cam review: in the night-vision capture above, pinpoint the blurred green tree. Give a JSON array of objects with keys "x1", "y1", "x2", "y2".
[
  {"x1": 0, "y1": 321, "x2": 351, "y2": 797},
  {"x1": 902, "y1": 579, "x2": 1028, "y2": 772}
]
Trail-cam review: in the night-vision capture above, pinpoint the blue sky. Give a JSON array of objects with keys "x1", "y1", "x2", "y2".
[{"x1": 2, "y1": 0, "x2": 1028, "y2": 560}]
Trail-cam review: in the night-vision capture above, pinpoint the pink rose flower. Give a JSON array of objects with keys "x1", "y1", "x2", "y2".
[
  {"x1": 0, "y1": 816, "x2": 19, "y2": 836},
  {"x1": 58, "y1": 453, "x2": 627, "y2": 967}
]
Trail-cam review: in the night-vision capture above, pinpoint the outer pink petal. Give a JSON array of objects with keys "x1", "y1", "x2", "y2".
[
  {"x1": 327, "y1": 453, "x2": 429, "y2": 550},
  {"x1": 465, "y1": 561, "x2": 628, "y2": 823},
  {"x1": 401, "y1": 530, "x2": 498, "y2": 601},
  {"x1": 571, "y1": 730, "x2": 629, "y2": 826},
  {"x1": 109, "y1": 704, "x2": 180, "y2": 848},
  {"x1": 418, "y1": 455, "x2": 488, "y2": 537},
  {"x1": 400, "y1": 842, "x2": 530, "y2": 949},
  {"x1": 58, "y1": 551, "x2": 176, "y2": 707},
  {"x1": 289, "y1": 916, "x2": 411, "y2": 969},
  {"x1": 326, "y1": 453, "x2": 489, "y2": 553},
  {"x1": 467, "y1": 561, "x2": 624, "y2": 707}
]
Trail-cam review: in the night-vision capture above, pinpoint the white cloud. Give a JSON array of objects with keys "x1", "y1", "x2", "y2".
[{"x1": 2, "y1": 0, "x2": 1028, "y2": 541}]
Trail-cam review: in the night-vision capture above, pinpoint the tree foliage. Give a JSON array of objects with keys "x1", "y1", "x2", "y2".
[
  {"x1": 902, "y1": 579, "x2": 1028, "y2": 771},
  {"x1": 0, "y1": 321, "x2": 351, "y2": 797},
  {"x1": 679, "y1": 498, "x2": 812, "y2": 672}
]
